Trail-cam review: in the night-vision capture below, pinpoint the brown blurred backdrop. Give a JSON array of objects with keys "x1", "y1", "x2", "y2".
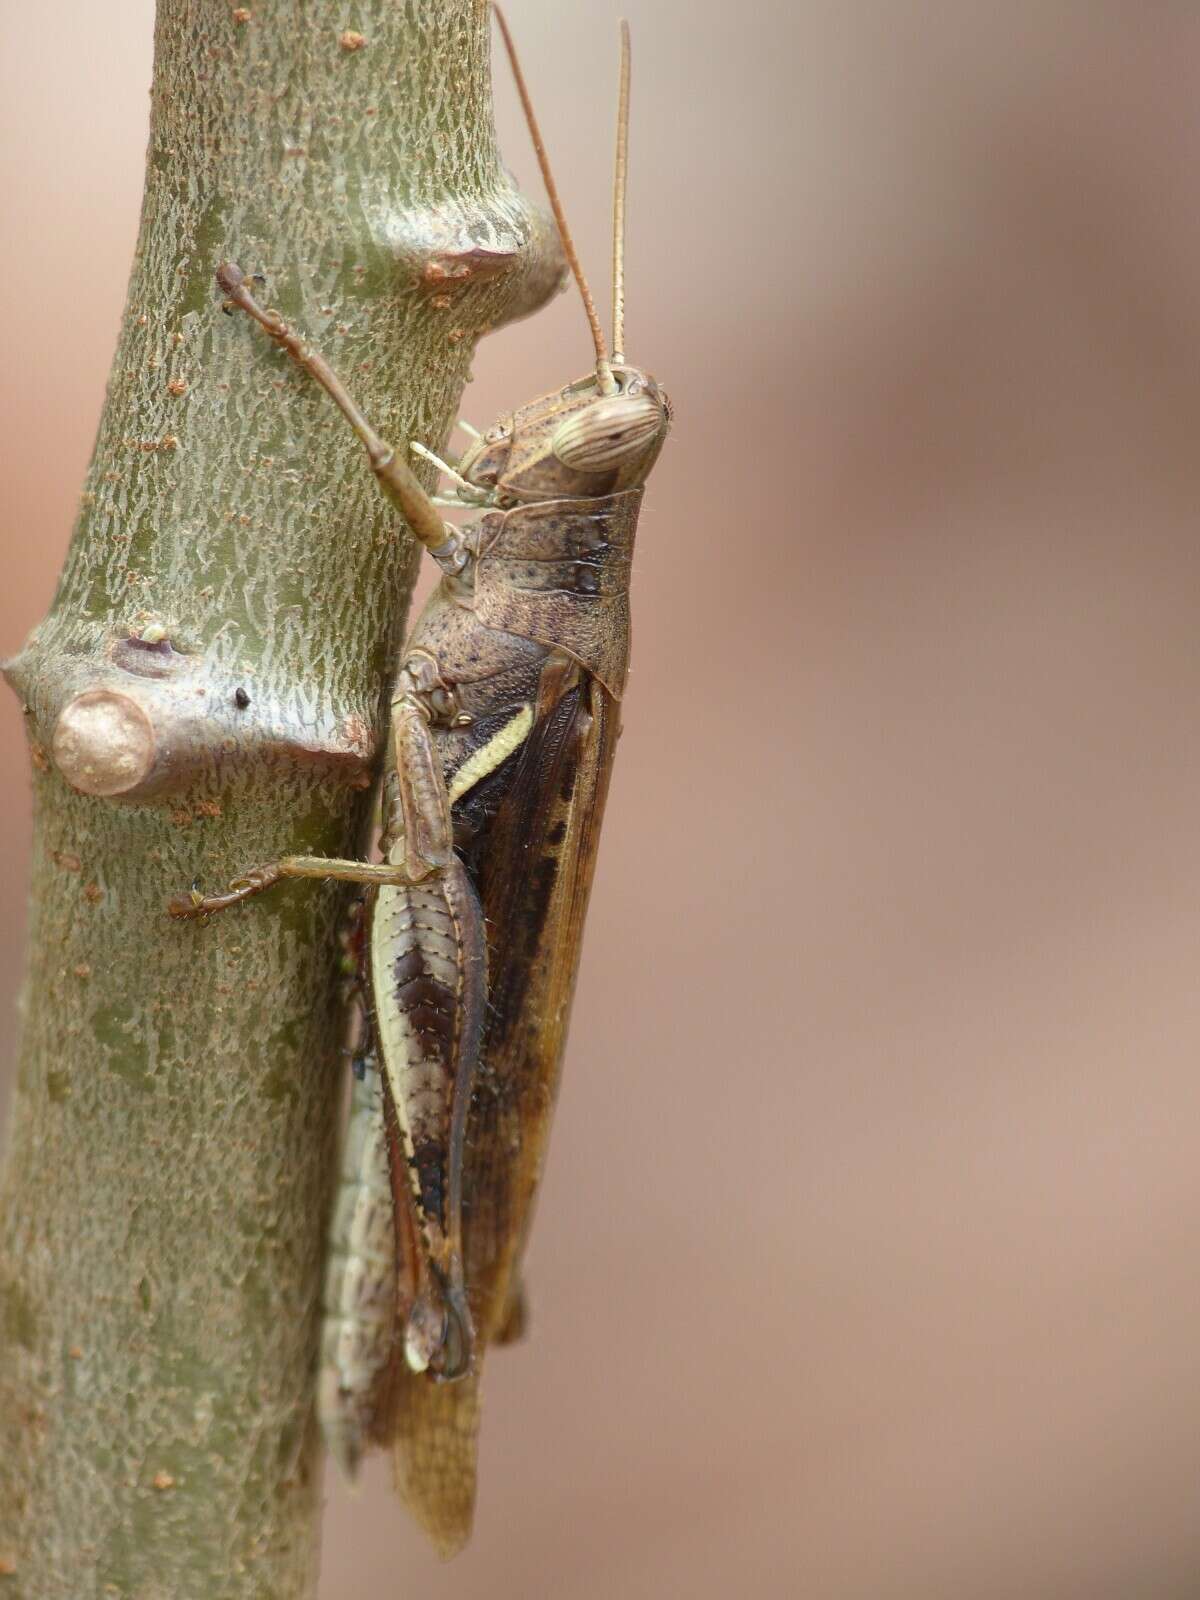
[{"x1": 6, "y1": 3, "x2": 1200, "y2": 1596}]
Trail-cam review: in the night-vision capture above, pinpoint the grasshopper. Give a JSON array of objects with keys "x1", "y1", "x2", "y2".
[{"x1": 169, "y1": 8, "x2": 670, "y2": 1556}]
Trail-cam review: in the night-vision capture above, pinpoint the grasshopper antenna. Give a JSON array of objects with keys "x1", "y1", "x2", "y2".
[
  {"x1": 492, "y1": 4, "x2": 618, "y2": 396},
  {"x1": 611, "y1": 20, "x2": 631, "y2": 366}
]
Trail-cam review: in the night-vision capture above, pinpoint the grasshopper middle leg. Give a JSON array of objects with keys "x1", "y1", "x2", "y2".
[{"x1": 167, "y1": 856, "x2": 415, "y2": 920}]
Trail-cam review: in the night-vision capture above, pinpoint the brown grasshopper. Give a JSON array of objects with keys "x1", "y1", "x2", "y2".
[{"x1": 169, "y1": 8, "x2": 670, "y2": 1556}]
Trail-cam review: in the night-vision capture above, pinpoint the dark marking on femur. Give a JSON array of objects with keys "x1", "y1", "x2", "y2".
[
  {"x1": 391, "y1": 948, "x2": 456, "y2": 1060},
  {"x1": 413, "y1": 1138, "x2": 447, "y2": 1226}
]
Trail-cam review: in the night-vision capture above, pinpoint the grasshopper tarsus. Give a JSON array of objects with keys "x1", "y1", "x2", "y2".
[{"x1": 167, "y1": 862, "x2": 285, "y2": 919}]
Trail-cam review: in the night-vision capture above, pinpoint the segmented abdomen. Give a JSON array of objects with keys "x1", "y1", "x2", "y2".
[{"x1": 319, "y1": 1065, "x2": 396, "y2": 1480}]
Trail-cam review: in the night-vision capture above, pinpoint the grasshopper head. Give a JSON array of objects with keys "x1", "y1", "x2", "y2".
[
  {"x1": 481, "y1": 15, "x2": 668, "y2": 504},
  {"x1": 459, "y1": 363, "x2": 670, "y2": 504}
]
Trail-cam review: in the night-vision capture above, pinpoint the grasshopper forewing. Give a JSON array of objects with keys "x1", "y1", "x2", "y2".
[{"x1": 170, "y1": 9, "x2": 670, "y2": 1556}]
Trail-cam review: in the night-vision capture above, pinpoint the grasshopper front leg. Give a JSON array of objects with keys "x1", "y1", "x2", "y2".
[{"x1": 216, "y1": 263, "x2": 468, "y2": 568}]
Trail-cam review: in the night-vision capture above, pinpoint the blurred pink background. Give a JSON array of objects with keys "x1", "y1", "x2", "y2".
[{"x1": 5, "y1": 3, "x2": 1200, "y2": 1595}]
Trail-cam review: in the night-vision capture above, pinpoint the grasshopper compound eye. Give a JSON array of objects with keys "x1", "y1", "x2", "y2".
[{"x1": 551, "y1": 392, "x2": 665, "y2": 472}]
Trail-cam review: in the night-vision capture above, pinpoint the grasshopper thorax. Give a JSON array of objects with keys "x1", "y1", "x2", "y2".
[{"x1": 459, "y1": 364, "x2": 670, "y2": 506}]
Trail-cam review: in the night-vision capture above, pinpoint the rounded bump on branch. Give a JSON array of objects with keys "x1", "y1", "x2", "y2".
[
  {"x1": 387, "y1": 198, "x2": 567, "y2": 338},
  {"x1": 12, "y1": 630, "x2": 376, "y2": 805},
  {"x1": 52, "y1": 690, "x2": 156, "y2": 797}
]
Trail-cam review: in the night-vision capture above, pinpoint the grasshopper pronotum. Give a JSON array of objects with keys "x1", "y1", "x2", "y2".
[{"x1": 170, "y1": 8, "x2": 670, "y2": 1555}]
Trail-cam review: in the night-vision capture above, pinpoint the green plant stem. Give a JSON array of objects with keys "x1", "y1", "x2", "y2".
[{"x1": 0, "y1": 1, "x2": 560, "y2": 1593}]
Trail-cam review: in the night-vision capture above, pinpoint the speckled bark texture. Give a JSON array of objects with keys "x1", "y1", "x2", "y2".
[{"x1": 0, "y1": 2, "x2": 562, "y2": 1594}]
